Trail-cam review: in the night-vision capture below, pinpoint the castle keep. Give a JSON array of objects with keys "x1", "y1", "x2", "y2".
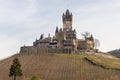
[{"x1": 20, "y1": 10, "x2": 94, "y2": 54}]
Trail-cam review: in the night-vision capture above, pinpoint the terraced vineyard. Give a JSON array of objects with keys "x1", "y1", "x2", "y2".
[{"x1": 0, "y1": 53, "x2": 120, "y2": 80}]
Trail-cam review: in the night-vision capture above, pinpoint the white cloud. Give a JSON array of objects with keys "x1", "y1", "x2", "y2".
[
  {"x1": 0, "y1": 35, "x2": 21, "y2": 60},
  {"x1": 0, "y1": 0, "x2": 38, "y2": 25}
]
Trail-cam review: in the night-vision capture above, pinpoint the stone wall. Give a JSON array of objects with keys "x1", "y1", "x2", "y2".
[
  {"x1": 20, "y1": 46, "x2": 47, "y2": 53},
  {"x1": 20, "y1": 45, "x2": 65, "y2": 54},
  {"x1": 20, "y1": 46, "x2": 37, "y2": 54},
  {"x1": 48, "y1": 48, "x2": 63, "y2": 53}
]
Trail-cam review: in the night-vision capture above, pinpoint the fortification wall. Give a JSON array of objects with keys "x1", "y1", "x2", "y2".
[
  {"x1": 20, "y1": 46, "x2": 64, "y2": 54},
  {"x1": 20, "y1": 46, "x2": 37, "y2": 54},
  {"x1": 37, "y1": 46, "x2": 48, "y2": 54},
  {"x1": 48, "y1": 48, "x2": 63, "y2": 53},
  {"x1": 20, "y1": 45, "x2": 49, "y2": 54}
]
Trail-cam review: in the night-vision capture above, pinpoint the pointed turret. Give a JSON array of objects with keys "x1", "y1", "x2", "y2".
[
  {"x1": 66, "y1": 9, "x2": 70, "y2": 17},
  {"x1": 63, "y1": 9, "x2": 72, "y2": 21},
  {"x1": 59, "y1": 28, "x2": 62, "y2": 32},
  {"x1": 40, "y1": 34, "x2": 44, "y2": 40},
  {"x1": 48, "y1": 33, "x2": 50, "y2": 38},
  {"x1": 74, "y1": 29, "x2": 76, "y2": 32},
  {"x1": 55, "y1": 26, "x2": 58, "y2": 33},
  {"x1": 90, "y1": 34, "x2": 94, "y2": 41}
]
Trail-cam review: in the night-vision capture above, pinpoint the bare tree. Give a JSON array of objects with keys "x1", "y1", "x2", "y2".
[
  {"x1": 81, "y1": 32, "x2": 91, "y2": 39},
  {"x1": 94, "y1": 39, "x2": 100, "y2": 49}
]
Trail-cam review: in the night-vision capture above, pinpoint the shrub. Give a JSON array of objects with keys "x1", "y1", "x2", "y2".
[{"x1": 31, "y1": 76, "x2": 41, "y2": 80}]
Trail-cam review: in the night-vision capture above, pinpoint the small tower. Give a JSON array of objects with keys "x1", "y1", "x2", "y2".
[
  {"x1": 62, "y1": 9, "x2": 72, "y2": 32},
  {"x1": 55, "y1": 26, "x2": 58, "y2": 34},
  {"x1": 90, "y1": 35, "x2": 94, "y2": 41}
]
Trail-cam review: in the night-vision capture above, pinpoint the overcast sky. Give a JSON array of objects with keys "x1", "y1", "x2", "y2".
[{"x1": 0, "y1": 0, "x2": 120, "y2": 60}]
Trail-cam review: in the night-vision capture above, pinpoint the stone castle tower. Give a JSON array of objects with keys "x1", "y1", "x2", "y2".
[{"x1": 62, "y1": 9, "x2": 72, "y2": 32}]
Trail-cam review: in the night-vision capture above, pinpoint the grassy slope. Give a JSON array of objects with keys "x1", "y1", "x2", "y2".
[
  {"x1": 84, "y1": 54, "x2": 120, "y2": 70},
  {"x1": 0, "y1": 53, "x2": 120, "y2": 80}
]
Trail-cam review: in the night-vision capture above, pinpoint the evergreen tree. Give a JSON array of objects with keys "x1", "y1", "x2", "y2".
[{"x1": 9, "y1": 58, "x2": 22, "y2": 80}]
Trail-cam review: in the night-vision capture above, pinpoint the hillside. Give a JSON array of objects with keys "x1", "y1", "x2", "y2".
[
  {"x1": 0, "y1": 53, "x2": 120, "y2": 80},
  {"x1": 108, "y1": 49, "x2": 120, "y2": 58}
]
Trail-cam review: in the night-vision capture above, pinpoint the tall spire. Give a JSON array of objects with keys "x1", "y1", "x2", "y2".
[
  {"x1": 66, "y1": 9, "x2": 70, "y2": 17},
  {"x1": 90, "y1": 34, "x2": 94, "y2": 41},
  {"x1": 63, "y1": 9, "x2": 72, "y2": 21},
  {"x1": 55, "y1": 26, "x2": 58, "y2": 33},
  {"x1": 48, "y1": 33, "x2": 50, "y2": 38}
]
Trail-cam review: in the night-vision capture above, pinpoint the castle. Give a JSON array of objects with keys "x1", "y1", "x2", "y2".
[{"x1": 20, "y1": 9, "x2": 94, "y2": 54}]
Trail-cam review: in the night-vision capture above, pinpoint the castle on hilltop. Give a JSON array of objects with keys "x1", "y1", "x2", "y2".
[{"x1": 20, "y1": 9, "x2": 94, "y2": 54}]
